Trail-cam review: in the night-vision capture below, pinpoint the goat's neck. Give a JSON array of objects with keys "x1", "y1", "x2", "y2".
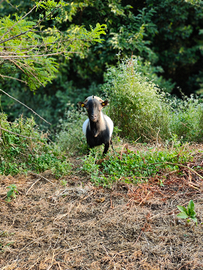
[{"x1": 89, "y1": 112, "x2": 105, "y2": 137}]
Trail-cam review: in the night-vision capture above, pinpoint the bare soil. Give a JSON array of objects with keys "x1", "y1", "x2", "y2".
[{"x1": 0, "y1": 151, "x2": 203, "y2": 270}]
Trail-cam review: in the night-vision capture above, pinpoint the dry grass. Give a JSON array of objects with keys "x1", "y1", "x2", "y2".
[{"x1": 0, "y1": 150, "x2": 203, "y2": 270}]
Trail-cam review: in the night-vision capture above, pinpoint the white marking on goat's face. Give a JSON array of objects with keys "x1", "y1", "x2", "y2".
[
  {"x1": 85, "y1": 99, "x2": 102, "y2": 122},
  {"x1": 84, "y1": 96, "x2": 104, "y2": 104}
]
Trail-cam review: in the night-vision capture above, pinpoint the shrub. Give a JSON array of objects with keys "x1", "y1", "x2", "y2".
[
  {"x1": 102, "y1": 57, "x2": 203, "y2": 143},
  {"x1": 0, "y1": 113, "x2": 71, "y2": 177},
  {"x1": 102, "y1": 57, "x2": 171, "y2": 141},
  {"x1": 169, "y1": 95, "x2": 203, "y2": 142}
]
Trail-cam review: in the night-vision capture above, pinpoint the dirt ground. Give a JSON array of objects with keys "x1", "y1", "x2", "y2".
[{"x1": 0, "y1": 153, "x2": 203, "y2": 270}]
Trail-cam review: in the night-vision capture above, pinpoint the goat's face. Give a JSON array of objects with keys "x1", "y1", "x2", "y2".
[
  {"x1": 85, "y1": 99, "x2": 102, "y2": 122},
  {"x1": 79, "y1": 97, "x2": 108, "y2": 122}
]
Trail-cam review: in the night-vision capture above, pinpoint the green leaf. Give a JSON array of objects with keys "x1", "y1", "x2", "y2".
[
  {"x1": 188, "y1": 200, "x2": 195, "y2": 211},
  {"x1": 177, "y1": 205, "x2": 187, "y2": 213},
  {"x1": 7, "y1": 190, "x2": 14, "y2": 198},
  {"x1": 191, "y1": 217, "x2": 198, "y2": 223},
  {"x1": 177, "y1": 212, "x2": 189, "y2": 219}
]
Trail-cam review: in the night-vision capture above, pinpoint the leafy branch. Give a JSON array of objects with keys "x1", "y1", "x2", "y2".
[{"x1": 0, "y1": 1, "x2": 106, "y2": 90}]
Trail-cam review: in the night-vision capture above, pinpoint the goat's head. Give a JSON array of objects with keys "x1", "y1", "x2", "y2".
[{"x1": 79, "y1": 96, "x2": 108, "y2": 122}]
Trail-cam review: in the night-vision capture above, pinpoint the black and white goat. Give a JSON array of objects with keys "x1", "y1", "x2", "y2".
[{"x1": 79, "y1": 96, "x2": 114, "y2": 155}]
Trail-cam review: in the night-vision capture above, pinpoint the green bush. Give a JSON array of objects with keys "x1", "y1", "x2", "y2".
[
  {"x1": 102, "y1": 57, "x2": 203, "y2": 143},
  {"x1": 0, "y1": 113, "x2": 71, "y2": 177},
  {"x1": 169, "y1": 95, "x2": 203, "y2": 142},
  {"x1": 103, "y1": 57, "x2": 171, "y2": 141}
]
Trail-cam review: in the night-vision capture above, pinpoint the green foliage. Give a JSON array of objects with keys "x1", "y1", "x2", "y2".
[
  {"x1": 177, "y1": 200, "x2": 198, "y2": 224},
  {"x1": 6, "y1": 184, "x2": 18, "y2": 202},
  {"x1": 0, "y1": 0, "x2": 161, "y2": 127},
  {"x1": 103, "y1": 57, "x2": 171, "y2": 141},
  {"x1": 103, "y1": 57, "x2": 203, "y2": 143},
  {"x1": 145, "y1": 0, "x2": 203, "y2": 95},
  {"x1": 67, "y1": 1, "x2": 158, "y2": 88},
  {"x1": 169, "y1": 95, "x2": 203, "y2": 142},
  {"x1": 82, "y1": 149, "x2": 111, "y2": 188},
  {"x1": 82, "y1": 142, "x2": 194, "y2": 187},
  {"x1": 0, "y1": 15, "x2": 59, "y2": 91},
  {"x1": 55, "y1": 104, "x2": 88, "y2": 155},
  {"x1": 1, "y1": 0, "x2": 203, "y2": 145},
  {"x1": 0, "y1": 113, "x2": 71, "y2": 177},
  {"x1": 0, "y1": 0, "x2": 106, "y2": 91}
]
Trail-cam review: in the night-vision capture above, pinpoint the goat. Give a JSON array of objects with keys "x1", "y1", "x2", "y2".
[{"x1": 79, "y1": 95, "x2": 114, "y2": 155}]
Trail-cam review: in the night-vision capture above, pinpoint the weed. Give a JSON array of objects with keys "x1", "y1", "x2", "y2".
[
  {"x1": 60, "y1": 179, "x2": 68, "y2": 186},
  {"x1": 6, "y1": 184, "x2": 18, "y2": 202},
  {"x1": 177, "y1": 200, "x2": 198, "y2": 225}
]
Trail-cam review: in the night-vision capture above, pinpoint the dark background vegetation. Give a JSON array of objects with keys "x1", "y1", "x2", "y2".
[{"x1": 0, "y1": 0, "x2": 203, "y2": 129}]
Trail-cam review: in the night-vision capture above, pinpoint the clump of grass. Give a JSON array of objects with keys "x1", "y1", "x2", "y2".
[{"x1": 0, "y1": 113, "x2": 71, "y2": 177}]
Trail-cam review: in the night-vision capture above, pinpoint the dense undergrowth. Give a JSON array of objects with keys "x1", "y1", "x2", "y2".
[{"x1": 0, "y1": 114, "x2": 71, "y2": 177}]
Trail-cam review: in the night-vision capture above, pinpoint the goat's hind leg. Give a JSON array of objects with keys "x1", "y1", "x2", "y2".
[{"x1": 110, "y1": 139, "x2": 115, "y2": 153}]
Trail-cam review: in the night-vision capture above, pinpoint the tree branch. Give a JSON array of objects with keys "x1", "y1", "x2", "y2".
[
  {"x1": 0, "y1": 1, "x2": 42, "y2": 42},
  {"x1": 0, "y1": 89, "x2": 51, "y2": 125},
  {"x1": 0, "y1": 126, "x2": 37, "y2": 140}
]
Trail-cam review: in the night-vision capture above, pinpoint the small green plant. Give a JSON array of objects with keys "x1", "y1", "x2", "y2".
[
  {"x1": 177, "y1": 200, "x2": 197, "y2": 225},
  {"x1": 6, "y1": 184, "x2": 18, "y2": 202},
  {"x1": 60, "y1": 179, "x2": 68, "y2": 186}
]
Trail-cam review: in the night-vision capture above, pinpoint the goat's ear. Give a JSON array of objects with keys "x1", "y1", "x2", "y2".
[
  {"x1": 78, "y1": 102, "x2": 85, "y2": 107},
  {"x1": 101, "y1": 100, "x2": 109, "y2": 107}
]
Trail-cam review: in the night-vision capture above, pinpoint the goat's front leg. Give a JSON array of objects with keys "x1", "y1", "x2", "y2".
[{"x1": 103, "y1": 142, "x2": 110, "y2": 155}]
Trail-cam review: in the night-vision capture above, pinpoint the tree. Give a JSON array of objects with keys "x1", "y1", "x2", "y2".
[{"x1": 145, "y1": 0, "x2": 203, "y2": 95}]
